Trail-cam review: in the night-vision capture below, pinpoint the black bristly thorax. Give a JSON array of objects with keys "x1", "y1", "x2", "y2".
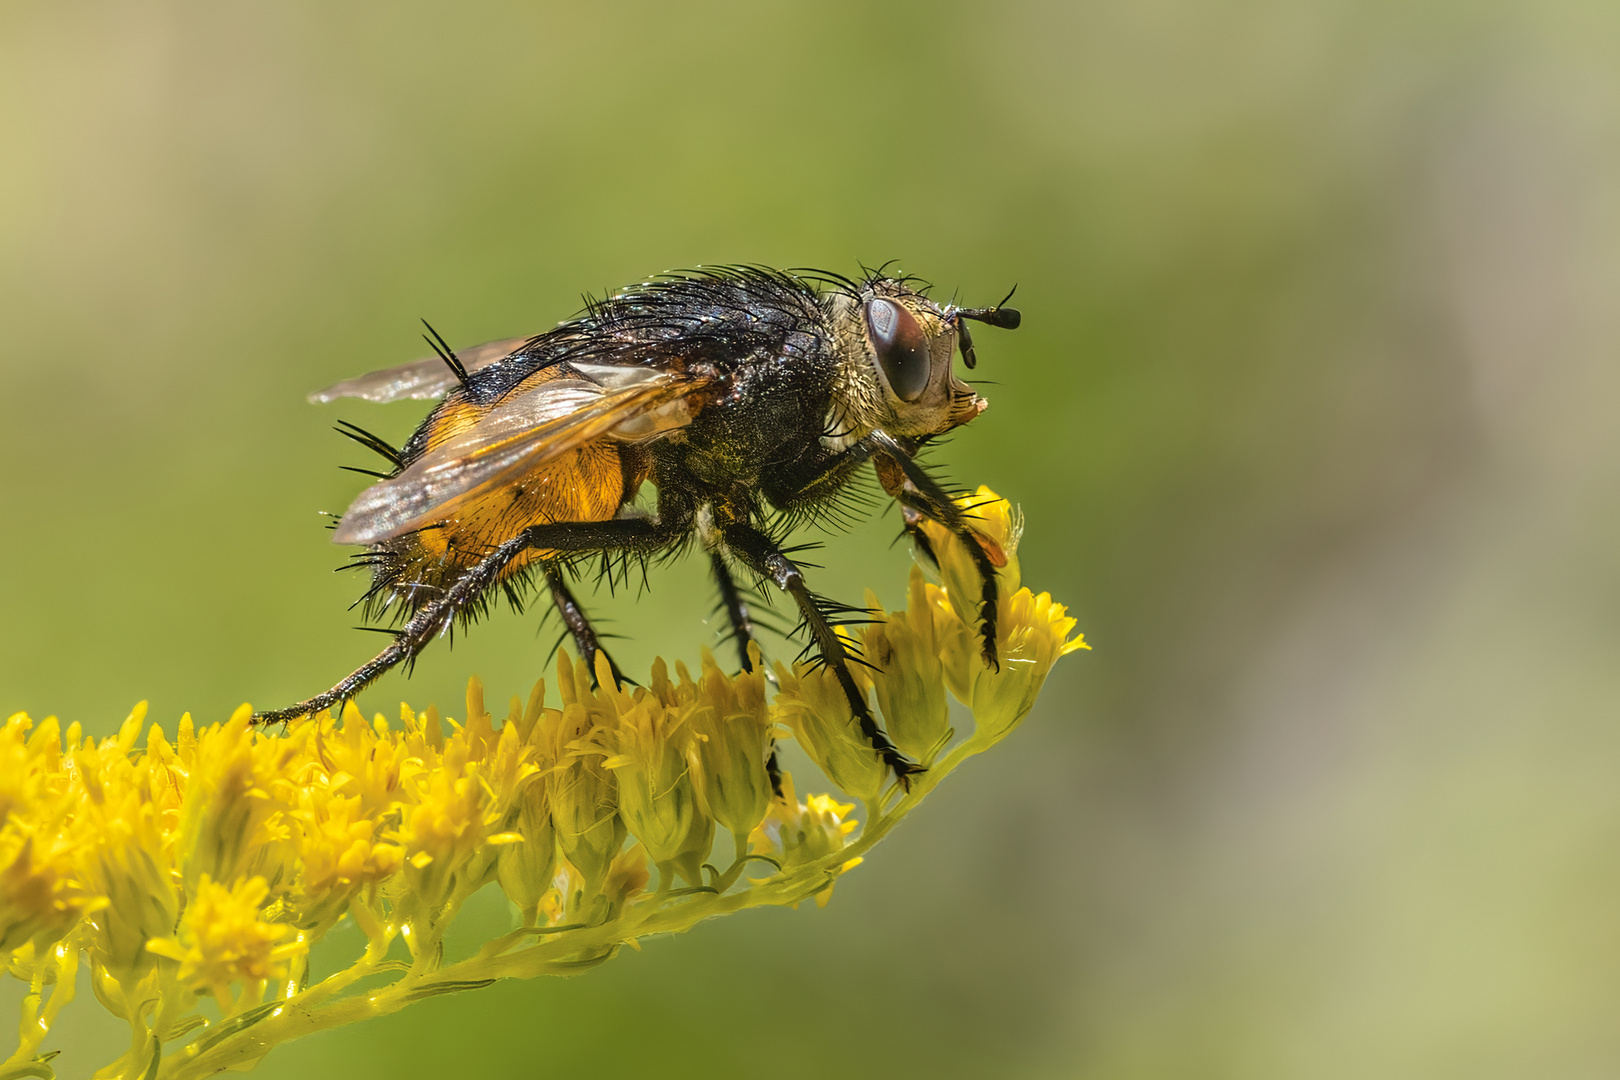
[
  {"x1": 470, "y1": 269, "x2": 848, "y2": 510},
  {"x1": 469, "y1": 269, "x2": 832, "y2": 405},
  {"x1": 664, "y1": 314, "x2": 843, "y2": 501}
]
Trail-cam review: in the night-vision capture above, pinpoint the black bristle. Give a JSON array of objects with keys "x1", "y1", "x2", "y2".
[
  {"x1": 421, "y1": 319, "x2": 471, "y2": 389},
  {"x1": 334, "y1": 421, "x2": 404, "y2": 470}
]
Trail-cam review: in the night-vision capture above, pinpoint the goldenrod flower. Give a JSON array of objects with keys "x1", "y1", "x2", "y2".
[
  {"x1": 578, "y1": 654, "x2": 705, "y2": 884},
  {"x1": 174, "y1": 708, "x2": 301, "y2": 895},
  {"x1": 679, "y1": 648, "x2": 773, "y2": 856},
  {"x1": 918, "y1": 486, "x2": 1089, "y2": 742},
  {"x1": 287, "y1": 788, "x2": 402, "y2": 933},
  {"x1": 145, "y1": 875, "x2": 304, "y2": 1008},
  {"x1": 0, "y1": 488, "x2": 1083, "y2": 1080},
  {"x1": 966, "y1": 585, "x2": 1090, "y2": 742},
  {"x1": 0, "y1": 832, "x2": 87, "y2": 956},
  {"x1": 548, "y1": 653, "x2": 628, "y2": 903},
  {"x1": 394, "y1": 744, "x2": 488, "y2": 907},
  {"x1": 935, "y1": 484, "x2": 1025, "y2": 625},
  {"x1": 748, "y1": 773, "x2": 862, "y2": 907},
  {"x1": 76, "y1": 715, "x2": 184, "y2": 994},
  {"x1": 0, "y1": 716, "x2": 94, "y2": 955},
  {"x1": 861, "y1": 569, "x2": 952, "y2": 767}
]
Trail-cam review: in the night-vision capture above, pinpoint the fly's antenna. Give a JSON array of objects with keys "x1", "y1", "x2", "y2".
[
  {"x1": 421, "y1": 319, "x2": 471, "y2": 389},
  {"x1": 951, "y1": 285, "x2": 1022, "y2": 369},
  {"x1": 957, "y1": 284, "x2": 1021, "y2": 327}
]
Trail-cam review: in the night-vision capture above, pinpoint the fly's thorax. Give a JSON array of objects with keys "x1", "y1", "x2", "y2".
[{"x1": 826, "y1": 285, "x2": 987, "y2": 446}]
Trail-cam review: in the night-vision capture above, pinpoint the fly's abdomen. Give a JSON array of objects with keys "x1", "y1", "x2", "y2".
[{"x1": 374, "y1": 438, "x2": 629, "y2": 606}]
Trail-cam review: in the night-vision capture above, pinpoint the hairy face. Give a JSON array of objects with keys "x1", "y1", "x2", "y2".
[{"x1": 828, "y1": 280, "x2": 987, "y2": 440}]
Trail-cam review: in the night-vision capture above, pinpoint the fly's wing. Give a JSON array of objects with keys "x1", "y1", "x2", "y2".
[
  {"x1": 309, "y1": 336, "x2": 534, "y2": 404},
  {"x1": 330, "y1": 368, "x2": 707, "y2": 546}
]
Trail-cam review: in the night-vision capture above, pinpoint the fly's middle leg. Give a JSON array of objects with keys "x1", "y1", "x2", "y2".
[
  {"x1": 720, "y1": 521, "x2": 920, "y2": 786},
  {"x1": 709, "y1": 550, "x2": 785, "y2": 793},
  {"x1": 542, "y1": 562, "x2": 627, "y2": 687},
  {"x1": 709, "y1": 551, "x2": 761, "y2": 674}
]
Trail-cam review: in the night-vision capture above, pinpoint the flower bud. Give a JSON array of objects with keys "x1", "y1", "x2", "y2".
[
  {"x1": 685, "y1": 647, "x2": 773, "y2": 844},
  {"x1": 667, "y1": 802, "x2": 715, "y2": 889},
  {"x1": 603, "y1": 842, "x2": 650, "y2": 911},
  {"x1": 547, "y1": 654, "x2": 626, "y2": 897},
  {"x1": 496, "y1": 772, "x2": 557, "y2": 919},
  {"x1": 861, "y1": 570, "x2": 951, "y2": 766},
  {"x1": 968, "y1": 588, "x2": 1088, "y2": 743},
  {"x1": 747, "y1": 773, "x2": 862, "y2": 907},
  {"x1": 579, "y1": 653, "x2": 704, "y2": 882},
  {"x1": 928, "y1": 581, "x2": 983, "y2": 707}
]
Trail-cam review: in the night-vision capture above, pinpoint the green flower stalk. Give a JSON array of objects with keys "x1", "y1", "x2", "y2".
[{"x1": 0, "y1": 488, "x2": 1086, "y2": 1080}]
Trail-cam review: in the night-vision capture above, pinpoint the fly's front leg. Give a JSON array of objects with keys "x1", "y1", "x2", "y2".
[
  {"x1": 720, "y1": 520, "x2": 921, "y2": 784},
  {"x1": 864, "y1": 431, "x2": 1003, "y2": 671},
  {"x1": 894, "y1": 501, "x2": 940, "y2": 572}
]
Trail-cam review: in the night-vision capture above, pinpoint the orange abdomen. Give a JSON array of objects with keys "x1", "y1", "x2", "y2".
[
  {"x1": 403, "y1": 439, "x2": 629, "y2": 582},
  {"x1": 383, "y1": 365, "x2": 643, "y2": 588}
]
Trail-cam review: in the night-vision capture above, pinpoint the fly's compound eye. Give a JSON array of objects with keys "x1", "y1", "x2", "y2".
[{"x1": 865, "y1": 298, "x2": 931, "y2": 402}]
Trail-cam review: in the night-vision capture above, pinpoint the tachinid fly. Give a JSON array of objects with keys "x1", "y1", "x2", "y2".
[{"x1": 255, "y1": 265, "x2": 1021, "y2": 783}]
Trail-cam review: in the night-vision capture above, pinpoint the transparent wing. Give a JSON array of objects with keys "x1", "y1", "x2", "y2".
[
  {"x1": 309, "y1": 336, "x2": 534, "y2": 404},
  {"x1": 331, "y1": 368, "x2": 706, "y2": 546}
]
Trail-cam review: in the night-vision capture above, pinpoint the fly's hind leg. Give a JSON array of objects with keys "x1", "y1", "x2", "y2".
[
  {"x1": 255, "y1": 506, "x2": 693, "y2": 725},
  {"x1": 253, "y1": 529, "x2": 538, "y2": 724},
  {"x1": 719, "y1": 521, "x2": 920, "y2": 786},
  {"x1": 543, "y1": 562, "x2": 628, "y2": 687}
]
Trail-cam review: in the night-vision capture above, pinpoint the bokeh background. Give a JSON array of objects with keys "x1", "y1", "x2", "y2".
[{"x1": 4, "y1": 0, "x2": 1619, "y2": 1076}]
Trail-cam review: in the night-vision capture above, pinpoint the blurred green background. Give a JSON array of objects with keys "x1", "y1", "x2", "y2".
[{"x1": 5, "y1": 0, "x2": 1620, "y2": 1076}]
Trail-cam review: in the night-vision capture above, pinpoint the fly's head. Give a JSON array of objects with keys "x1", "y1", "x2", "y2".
[{"x1": 829, "y1": 276, "x2": 1020, "y2": 440}]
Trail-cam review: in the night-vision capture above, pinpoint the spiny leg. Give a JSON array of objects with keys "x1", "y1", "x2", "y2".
[
  {"x1": 709, "y1": 551, "x2": 762, "y2": 674},
  {"x1": 255, "y1": 529, "x2": 536, "y2": 723},
  {"x1": 543, "y1": 561, "x2": 627, "y2": 687},
  {"x1": 710, "y1": 550, "x2": 786, "y2": 793},
  {"x1": 899, "y1": 504, "x2": 941, "y2": 573},
  {"x1": 256, "y1": 510, "x2": 691, "y2": 724},
  {"x1": 865, "y1": 432, "x2": 1002, "y2": 671},
  {"x1": 720, "y1": 521, "x2": 920, "y2": 784}
]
